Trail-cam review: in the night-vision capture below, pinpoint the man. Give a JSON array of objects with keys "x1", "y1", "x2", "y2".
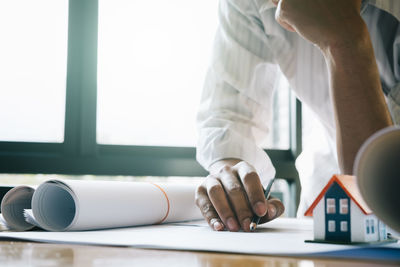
[{"x1": 195, "y1": 0, "x2": 400, "y2": 232}]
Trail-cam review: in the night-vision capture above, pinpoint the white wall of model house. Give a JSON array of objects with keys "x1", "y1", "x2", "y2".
[
  {"x1": 313, "y1": 198, "x2": 325, "y2": 240},
  {"x1": 350, "y1": 201, "x2": 378, "y2": 242},
  {"x1": 313, "y1": 196, "x2": 384, "y2": 242}
]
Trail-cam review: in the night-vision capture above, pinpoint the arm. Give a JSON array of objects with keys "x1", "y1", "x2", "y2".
[
  {"x1": 195, "y1": 0, "x2": 285, "y2": 231},
  {"x1": 324, "y1": 30, "x2": 393, "y2": 174},
  {"x1": 272, "y1": 0, "x2": 393, "y2": 174}
]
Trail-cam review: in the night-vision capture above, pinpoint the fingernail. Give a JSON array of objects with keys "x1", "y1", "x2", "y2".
[
  {"x1": 242, "y1": 218, "x2": 251, "y2": 232},
  {"x1": 227, "y1": 217, "x2": 239, "y2": 231},
  {"x1": 213, "y1": 221, "x2": 224, "y2": 231},
  {"x1": 254, "y1": 201, "x2": 267, "y2": 216},
  {"x1": 268, "y1": 205, "x2": 277, "y2": 219}
]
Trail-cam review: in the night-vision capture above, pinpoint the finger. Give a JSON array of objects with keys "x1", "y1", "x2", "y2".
[
  {"x1": 259, "y1": 197, "x2": 285, "y2": 224},
  {"x1": 206, "y1": 173, "x2": 240, "y2": 232},
  {"x1": 219, "y1": 166, "x2": 253, "y2": 232},
  {"x1": 195, "y1": 180, "x2": 224, "y2": 231},
  {"x1": 233, "y1": 161, "x2": 267, "y2": 217}
]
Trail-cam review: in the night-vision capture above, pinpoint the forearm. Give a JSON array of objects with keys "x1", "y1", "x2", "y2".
[{"x1": 321, "y1": 22, "x2": 393, "y2": 174}]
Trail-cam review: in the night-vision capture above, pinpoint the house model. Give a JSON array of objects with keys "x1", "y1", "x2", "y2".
[{"x1": 304, "y1": 175, "x2": 387, "y2": 244}]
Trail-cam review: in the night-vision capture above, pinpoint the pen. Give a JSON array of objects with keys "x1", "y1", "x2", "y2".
[{"x1": 249, "y1": 177, "x2": 275, "y2": 231}]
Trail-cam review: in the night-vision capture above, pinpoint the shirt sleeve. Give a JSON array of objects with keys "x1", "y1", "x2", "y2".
[
  {"x1": 196, "y1": 0, "x2": 279, "y2": 185},
  {"x1": 387, "y1": 83, "x2": 400, "y2": 125}
]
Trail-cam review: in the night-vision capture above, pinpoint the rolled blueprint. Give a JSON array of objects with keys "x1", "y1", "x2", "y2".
[
  {"x1": 31, "y1": 180, "x2": 202, "y2": 231},
  {"x1": 1, "y1": 185, "x2": 35, "y2": 231},
  {"x1": 1, "y1": 180, "x2": 202, "y2": 232},
  {"x1": 354, "y1": 126, "x2": 400, "y2": 233}
]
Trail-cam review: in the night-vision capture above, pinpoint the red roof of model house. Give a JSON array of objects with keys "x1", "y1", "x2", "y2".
[{"x1": 304, "y1": 175, "x2": 372, "y2": 217}]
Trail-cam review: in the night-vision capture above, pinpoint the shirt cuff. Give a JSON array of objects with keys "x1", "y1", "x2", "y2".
[{"x1": 196, "y1": 128, "x2": 276, "y2": 186}]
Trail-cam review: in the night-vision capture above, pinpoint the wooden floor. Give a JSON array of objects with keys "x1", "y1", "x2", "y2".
[{"x1": 0, "y1": 241, "x2": 398, "y2": 267}]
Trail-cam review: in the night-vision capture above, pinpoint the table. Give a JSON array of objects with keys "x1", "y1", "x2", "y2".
[{"x1": 0, "y1": 241, "x2": 397, "y2": 267}]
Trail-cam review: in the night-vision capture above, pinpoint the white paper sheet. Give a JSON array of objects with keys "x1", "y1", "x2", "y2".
[{"x1": 0, "y1": 218, "x2": 398, "y2": 259}]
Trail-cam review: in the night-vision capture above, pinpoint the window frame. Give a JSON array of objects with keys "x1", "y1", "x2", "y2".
[
  {"x1": 326, "y1": 198, "x2": 336, "y2": 214},
  {"x1": 0, "y1": 0, "x2": 302, "y2": 213},
  {"x1": 370, "y1": 219, "x2": 375, "y2": 234},
  {"x1": 339, "y1": 198, "x2": 349, "y2": 214},
  {"x1": 328, "y1": 220, "x2": 336, "y2": 232},
  {"x1": 340, "y1": 221, "x2": 348, "y2": 232}
]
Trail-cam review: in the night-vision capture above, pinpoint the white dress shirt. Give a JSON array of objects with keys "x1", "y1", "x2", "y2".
[{"x1": 196, "y1": 0, "x2": 400, "y2": 216}]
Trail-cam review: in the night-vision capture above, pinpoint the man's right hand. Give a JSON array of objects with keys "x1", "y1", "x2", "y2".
[{"x1": 195, "y1": 159, "x2": 285, "y2": 232}]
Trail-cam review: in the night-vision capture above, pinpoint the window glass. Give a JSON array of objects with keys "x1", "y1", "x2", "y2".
[
  {"x1": 326, "y1": 198, "x2": 336, "y2": 214},
  {"x1": 370, "y1": 219, "x2": 375, "y2": 234},
  {"x1": 264, "y1": 73, "x2": 290, "y2": 149},
  {"x1": 340, "y1": 221, "x2": 348, "y2": 232},
  {"x1": 339, "y1": 198, "x2": 348, "y2": 214},
  {"x1": 302, "y1": 104, "x2": 327, "y2": 164},
  {"x1": 97, "y1": 0, "x2": 290, "y2": 148},
  {"x1": 328, "y1": 220, "x2": 335, "y2": 232},
  {"x1": 0, "y1": 0, "x2": 68, "y2": 142},
  {"x1": 366, "y1": 219, "x2": 370, "y2": 234}
]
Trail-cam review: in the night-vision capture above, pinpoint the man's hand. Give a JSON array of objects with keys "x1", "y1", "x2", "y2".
[
  {"x1": 272, "y1": 0, "x2": 363, "y2": 50},
  {"x1": 272, "y1": 0, "x2": 393, "y2": 174},
  {"x1": 195, "y1": 159, "x2": 284, "y2": 232}
]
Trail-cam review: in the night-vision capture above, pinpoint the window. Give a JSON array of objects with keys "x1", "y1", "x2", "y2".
[
  {"x1": 370, "y1": 219, "x2": 375, "y2": 234},
  {"x1": 328, "y1": 220, "x2": 335, "y2": 232},
  {"x1": 96, "y1": 0, "x2": 290, "y2": 149},
  {"x1": 0, "y1": 0, "x2": 68, "y2": 142},
  {"x1": 0, "y1": 0, "x2": 301, "y2": 199},
  {"x1": 340, "y1": 221, "x2": 348, "y2": 232},
  {"x1": 366, "y1": 219, "x2": 370, "y2": 234},
  {"x1": 97, "y1": 0, "x2": 219, "y2": 147},
  {"x1": 326, "y1": 198, "x2": 336, "y2": 214},
  {"x1": 339, "y1": 198, "x2": 349, "y2": 214}
]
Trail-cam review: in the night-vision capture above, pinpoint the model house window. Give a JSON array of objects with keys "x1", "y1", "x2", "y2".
[
  {"x1": 366, "y1": 219, "x2": 370, "y2": 234},
  {"x1": 339, "y1": 198, "x2": 348, "y2": 214},
  {"x1": 370, "y1": 219, "x2": 375, "y2": 234},
  {"x1": 340, "y1": 221, "x2": 348, "y2": 232},
  {"x1": 326, "y1": 198, "x2": 336, "y2": 214},
  {"x1": 328, "y1": 220, "x2": 335, "y2": 232}
]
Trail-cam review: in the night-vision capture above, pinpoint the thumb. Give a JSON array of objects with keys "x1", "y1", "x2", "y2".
[
  {"x1": 258, "y1": 197, "x2": 285, "y2": 224},
  {"x1": 274, "y1": 0, "x2": 296, "y2": 32}
]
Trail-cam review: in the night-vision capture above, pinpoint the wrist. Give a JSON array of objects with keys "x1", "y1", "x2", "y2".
[
  {"x1": 321, "y1": 24, "x2": 374, "y2": 75},
  {"x1": 319, "y1": 17, "x2": 369, "y2": 56},
  {"x1": 209, "y1": 158, "x2": 241, "y2": 174}
]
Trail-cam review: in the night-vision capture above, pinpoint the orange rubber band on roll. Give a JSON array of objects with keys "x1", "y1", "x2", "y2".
[{"x1": 150, "y1": 183, "x2": 170, "y2": 224}]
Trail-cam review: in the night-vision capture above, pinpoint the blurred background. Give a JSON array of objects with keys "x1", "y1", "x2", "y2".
[{"x1": 0, "y1": 0, "x2": 322, "y2": 217}]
